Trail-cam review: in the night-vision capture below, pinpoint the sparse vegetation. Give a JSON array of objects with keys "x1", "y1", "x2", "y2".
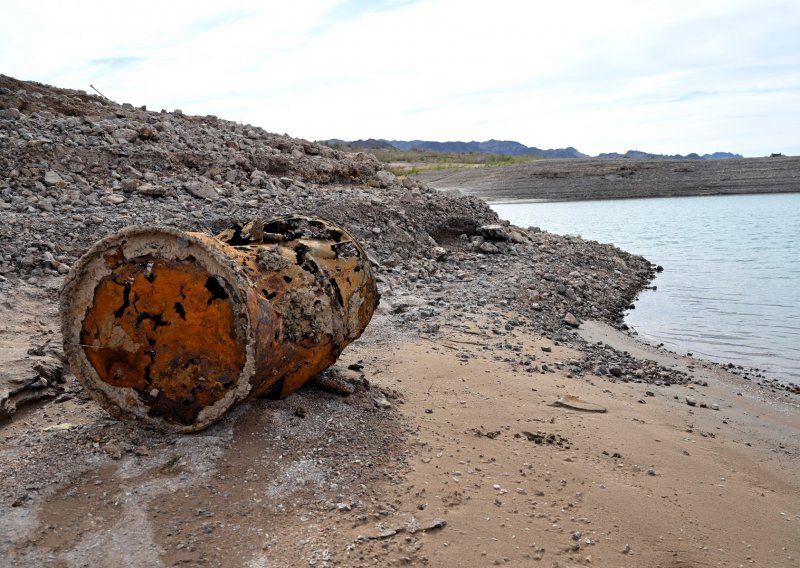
[{"x1": 325, "y1": 143, "x2": 541, "y2": 176}]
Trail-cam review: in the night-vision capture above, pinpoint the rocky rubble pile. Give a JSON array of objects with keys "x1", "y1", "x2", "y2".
[
  {"x1": 380, "y1": 224, "x2": 657, "y2": 336},
  {"x1": 0, "y1": 74, "x2": 654, "y2": 338},
  {"x1": 0, "y1": 73, "x2": 682, "y2": 418},
  {"x1": 581, "y1": 341, "x2": 691, "y2": 386},
  {"x1": 0, "y1": 74, "x2": 495, "y2": 283}
]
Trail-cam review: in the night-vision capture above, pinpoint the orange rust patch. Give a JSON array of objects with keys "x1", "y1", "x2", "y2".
[{"x1": 80, "y1": 258, "x2": 245, "y2": 426}]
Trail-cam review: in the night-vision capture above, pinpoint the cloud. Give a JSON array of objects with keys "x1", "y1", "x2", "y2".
[
  {"x1": 87, "y1": 57, "x2": 146, "y2": 70},
  {"x1": 318, "y1": 0, "x2": 421, "y2": 23},
  {"x1": 190, "y1": 8, "x2": 255, "y2": 33},
  {"x1": 0, "y1": 0, "x2": 798, "y2": 156}
]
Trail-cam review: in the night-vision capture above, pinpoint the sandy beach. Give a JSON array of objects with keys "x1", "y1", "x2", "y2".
[
  {"x1": 1, "y1": 277, "x2": 798, "y2": 567},
  {"x1": 355, "y1": 320, "x2": 800, "y2": 567}
]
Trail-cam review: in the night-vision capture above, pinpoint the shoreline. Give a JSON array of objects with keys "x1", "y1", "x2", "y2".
[
  {"x1": 2, "y1": 277, "x2": 798, "y2": 567},
  {"x1": 481, "y1": 189, "x2": 800, "y2": 205},
  {"x1": 581, "y1": 318, "x2": 800, "y2": 397},
  {"x1": 487, "y1": 195, "x2": 800, "y2": 391},
  {"x1": 330, "y1": 311, "x2": 800, "y2": 567},
  {"x1": 623, "y1": 321, "x2": 798, "y2": 390},
  {"x1": 414, "y1": 156, "x2": 800, "y2": 203}
]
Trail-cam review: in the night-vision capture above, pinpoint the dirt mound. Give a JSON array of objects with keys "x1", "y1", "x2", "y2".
[{"x1": 0, "y1": 74, "x2": 497, "y2": 281}]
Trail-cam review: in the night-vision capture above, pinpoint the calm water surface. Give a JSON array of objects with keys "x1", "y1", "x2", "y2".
[{"x1": 493, "y1": 193, "x2": 800, "y2": 384}]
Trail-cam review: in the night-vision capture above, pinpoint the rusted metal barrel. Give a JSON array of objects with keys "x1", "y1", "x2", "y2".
[{"x1": 61, "y1": 216, "x2": 379, "y2": 432}]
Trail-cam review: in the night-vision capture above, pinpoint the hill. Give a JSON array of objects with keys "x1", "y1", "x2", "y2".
[
  {"x1": 323, "y1": 138, "x2": 744, "y2": 160},
  {"x1": 388, "y1": 139, "x2": 585, "y2": 159},
  {"x1": 598, "y1": 149, "x2": 743, "y2": 160},
  {"x1": 323, "y1": 138, "x2": 584, "y2": 158}
]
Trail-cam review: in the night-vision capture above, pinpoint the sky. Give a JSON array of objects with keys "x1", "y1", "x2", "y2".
[{"x1": 2, "y1": 0, "x2": 799, "y2": 157}]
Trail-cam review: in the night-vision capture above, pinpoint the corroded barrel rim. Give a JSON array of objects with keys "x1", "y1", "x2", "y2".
[{"x1": 61, "y1": 226, "x2": 256, "y2": 433}]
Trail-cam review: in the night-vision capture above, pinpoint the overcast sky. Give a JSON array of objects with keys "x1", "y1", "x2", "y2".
[{"x1": 2, "y1": 0, "x2": 798, "y2": 157}]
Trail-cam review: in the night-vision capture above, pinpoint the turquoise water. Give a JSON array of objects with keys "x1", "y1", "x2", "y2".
[{"x1": 492, "y1": 193, "x2": 800, "y2": 384}]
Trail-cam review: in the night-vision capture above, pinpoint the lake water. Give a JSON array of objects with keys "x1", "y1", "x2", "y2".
[{"x1": 492, "y1": 193, "x2": 800, "y2": 384}]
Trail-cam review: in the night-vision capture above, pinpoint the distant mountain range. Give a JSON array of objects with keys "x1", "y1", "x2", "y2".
[
  {"x1": 323, "y1": 138, "x2": 585, "y2": 159},
  {"x1": 322, "y1": 139, "x2": 743, "y2": 160},
  {"x1": 597, "y1": 149, "x2": 742, "y2": 160}
]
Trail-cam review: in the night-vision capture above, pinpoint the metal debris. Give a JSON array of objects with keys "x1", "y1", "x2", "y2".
[
  {"x1": 61, "y1": 216, "x2": 379, "y2": 432},
  {"x1": 549, "y1": 395, "x2": 607, "y2": 413}
]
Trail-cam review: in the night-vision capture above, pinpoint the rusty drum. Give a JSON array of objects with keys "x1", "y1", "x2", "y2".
[{"x1": 61, "y1": 216, "x2": 379, "y2": 432}]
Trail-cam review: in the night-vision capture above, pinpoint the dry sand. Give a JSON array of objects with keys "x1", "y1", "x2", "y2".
[
  {"x1": 1, "y1": 283, "x2": 798, "y2": 567},
  {"x1": 340, "y1": 318, "x2": 800, "y2": 567}
]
